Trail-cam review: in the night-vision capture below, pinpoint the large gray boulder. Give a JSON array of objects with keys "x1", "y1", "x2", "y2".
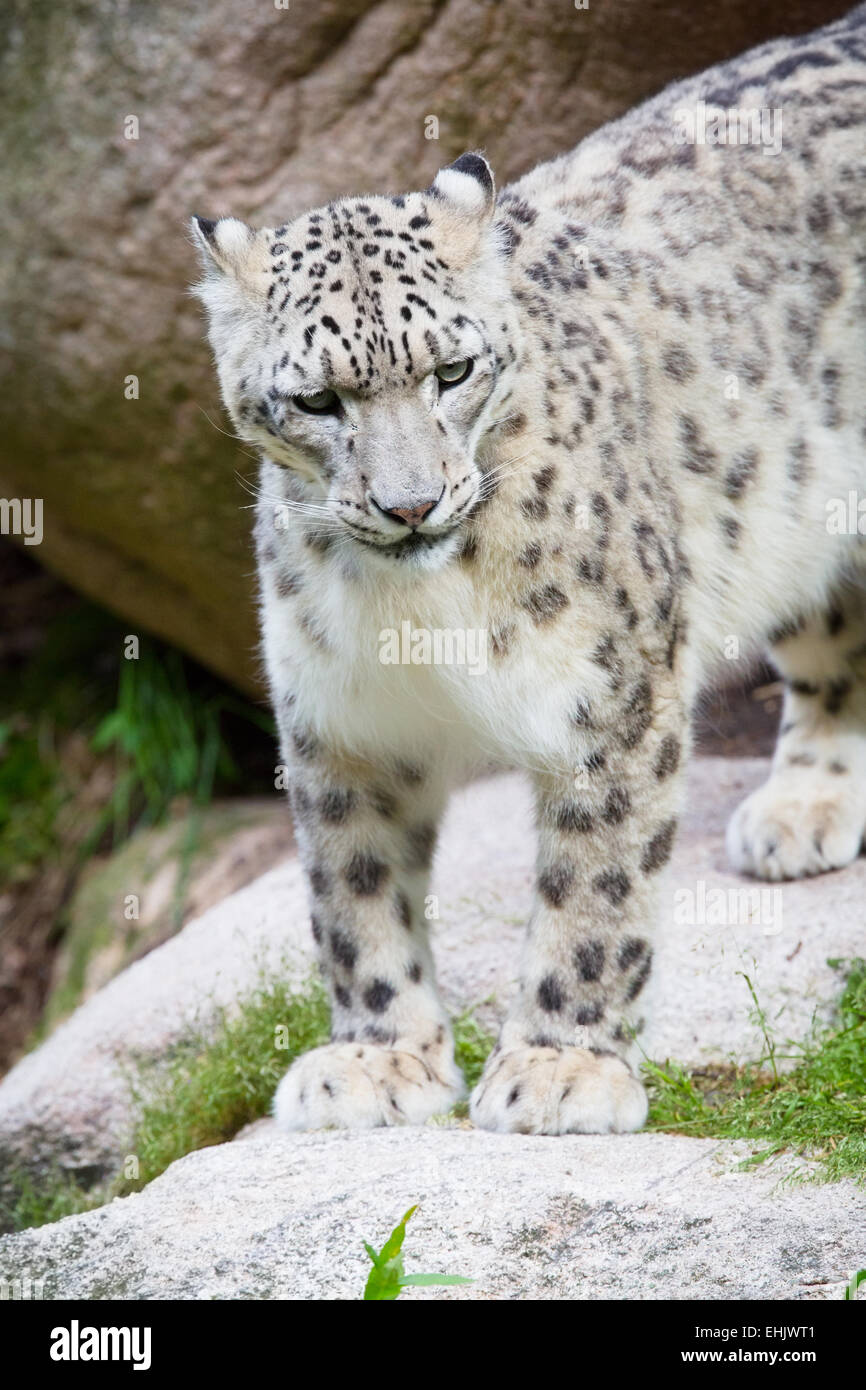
[
  {"x1": 0, "y1": 0, "x2": 850, "y2": 689},
  {"x1": 0, "y1": 1125, "x2": 861, "y2": 1299}
]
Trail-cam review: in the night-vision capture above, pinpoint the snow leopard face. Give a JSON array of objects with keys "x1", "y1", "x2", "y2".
[{"x1": 193, "y1": 154, "x2": 522, "y2": 571}]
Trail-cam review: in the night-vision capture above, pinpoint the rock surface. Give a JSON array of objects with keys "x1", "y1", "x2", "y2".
[
  {"x1": 0, "y1": 1126, "x2": 862, "y2": 1300},
  {"x1": 1, "y1": 756, "x2": 864, "y2": 1204},
  {"x1": 44, "y1": 798, "x2": 294, "y2": 1028},
  {"x1": 0, "y1": 0, "x2": 850, "y2": 689}
]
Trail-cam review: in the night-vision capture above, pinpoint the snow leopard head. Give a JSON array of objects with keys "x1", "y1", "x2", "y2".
[{"x1": 192, "y1": 153, "x2": 521, "y2": 570}]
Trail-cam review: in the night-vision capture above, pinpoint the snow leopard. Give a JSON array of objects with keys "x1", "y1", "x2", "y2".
[{"x1": 192, "y1": 6, "x2": 866, "y2": 1135}]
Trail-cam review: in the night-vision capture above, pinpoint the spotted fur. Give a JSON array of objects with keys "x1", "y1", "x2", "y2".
[{"x1": 193, "y1": 9, "x2": 866, "y2": 1135}]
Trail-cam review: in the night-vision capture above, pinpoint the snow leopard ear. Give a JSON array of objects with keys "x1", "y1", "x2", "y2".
[
  {"x1": 430, "y1": 152, "x2": 496, "y2": 221},
  {"x1": 190, "y1": 214, "x2": 269, "y2": 289}
]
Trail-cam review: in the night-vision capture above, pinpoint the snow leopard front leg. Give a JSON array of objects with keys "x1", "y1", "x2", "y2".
[
  {"x1": 272, "y1": 732, "x2": 463, "y2": 1130},
  {"x1": 471, "y1": 685, "x2": 688, "y2": 1135}
]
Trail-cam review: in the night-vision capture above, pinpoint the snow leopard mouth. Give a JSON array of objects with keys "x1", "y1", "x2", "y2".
[
  {"x1": 350, "y1": 526, "x2": 461, "y2": 565},
  {"x1": 384, "y1": 530, "x2": 451, "y2": 558}
]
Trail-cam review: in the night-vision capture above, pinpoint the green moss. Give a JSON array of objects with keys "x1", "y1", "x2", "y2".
[
  {"x1": 42, "y1": 801, "x2": 287, "y2": 1031},
  {"x1": 40, "y1": 915, "x2": 113, "y2": 1033}
]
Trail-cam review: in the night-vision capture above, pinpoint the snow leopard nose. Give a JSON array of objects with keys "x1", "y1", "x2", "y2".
[
  {"x1": 372, "y1": 492, "x2": 441, "y2": 528},
  {"x1": 387, "y1": 501, "x2": 436, "y2": 527}
]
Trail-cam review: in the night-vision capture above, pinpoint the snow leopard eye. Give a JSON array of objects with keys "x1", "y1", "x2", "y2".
[
  {"x1": 294, "y1": 388, "x2": 340, "y2": 415},
  {"x1": 435, "y1": 359, "x2": 473, "y2": 389}
]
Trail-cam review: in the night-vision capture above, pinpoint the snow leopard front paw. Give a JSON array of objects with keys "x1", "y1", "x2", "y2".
[
  {"x1": 726, "y1": 769, "x2": 866, "y2": 881},
  {"x1": 272, "y1": 1041, "x2": 464, "y2": 1131},
  {"x1": 469, "y1": 1045, "x2": 648, "y2": 1135}
]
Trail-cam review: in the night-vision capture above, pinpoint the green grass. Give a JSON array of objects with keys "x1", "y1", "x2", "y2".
[
  {"x1": 90, "y1": 643, "x2": 273, "y2": 850},
  {"x1": 2, "y1": 1168, "x2": 110, "y2": 1232},
  {"x1": 450, "y1": 1006, "x2": 497, "y2": 1115},
  {"x1": 645, "y1": 957, "x2": 866, "y2": 1182},
  {"x1": 0, "y1": 595, "x2": 277, "y2": 1067},
  {"x1": 2, "y1": 983, "x2": 496, "y2": 1231},
  {"x1": 124, "y1": 993, "x2": 498, "y2": 1190},
  {"x1": 0, "y1": 604, "x2": 114, "y2": 888},
  {"x1": 2, "y1": 969, "x2": 327, "y2": 1232},
  {"x1": 0, "y1": 597, "x2": 274, "y2": 901},
  {"x1": 120, "y1": 971, "x2": 330, "y2": 1193},
  {"x1": 362, "y1": 1205, "x2": 473, "y2": 1299}
]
